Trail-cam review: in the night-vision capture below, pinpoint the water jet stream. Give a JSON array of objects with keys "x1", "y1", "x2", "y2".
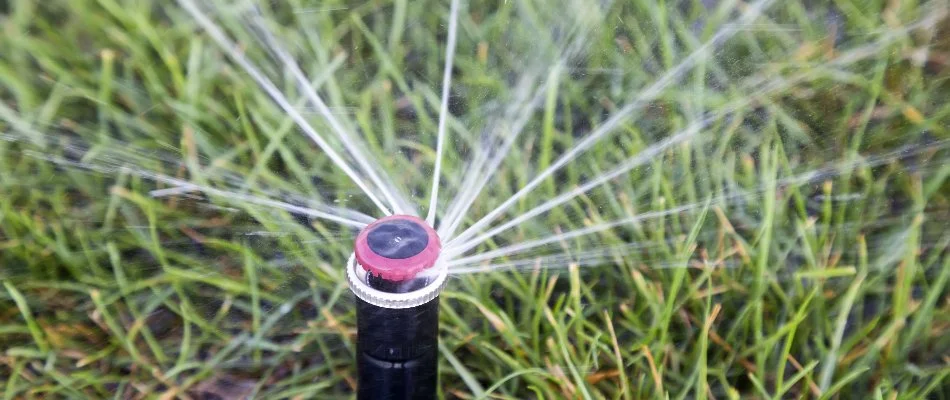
[
  {"x1": 21, "y1": 149, "x2": 371, "y2": 229},
  {"x1": 444, "y1": 9, "x2": 946, "y2": 255},
  {"x1": 447, "y1": 0, "x2": 776, "y2": 247},
  {"x1": 426, "y1": 0, "x2": 462, "y2": 226},
  {"x1": 437, "y1": 2, "x2": 608, "y2": 239},
  {"x1": 242, "y1": 7, "x2": 415, "y2": 216},
  {"x1": 177, "y1": 0, "x2": 395, "y2": 215},
  {"x1": 446, "y1": 139, "x2": 950, "y2": 264}
]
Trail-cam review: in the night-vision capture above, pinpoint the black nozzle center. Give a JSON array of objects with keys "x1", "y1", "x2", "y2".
[{"x1": 367, "y1": 219, "x2": 429, "y2": 259}]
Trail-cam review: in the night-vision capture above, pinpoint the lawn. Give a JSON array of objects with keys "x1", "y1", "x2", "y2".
[{"x1": 1, "y1": 0, "x2": 949, "y2": 398}]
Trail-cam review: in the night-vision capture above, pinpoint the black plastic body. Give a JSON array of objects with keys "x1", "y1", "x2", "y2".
[{"x1": 356, "y1": 296, "x2": 439, "y2": 400}]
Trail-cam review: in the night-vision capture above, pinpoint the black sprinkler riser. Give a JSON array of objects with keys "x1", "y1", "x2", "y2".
[{"x1": 356, "y1": 297, "x2": 439, "y2": 400}]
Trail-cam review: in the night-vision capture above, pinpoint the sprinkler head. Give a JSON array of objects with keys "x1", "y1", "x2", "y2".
[
  {"x1": 354, "y1": 215, "x2": 441, "y2": 283},
  {"x1": 347, "y1": 215, "x2": 446, "y2": 309}
]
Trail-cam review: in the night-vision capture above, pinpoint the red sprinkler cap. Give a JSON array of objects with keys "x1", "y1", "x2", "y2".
[{"x1": 354, "y1": 215, "x2": 441, "y2": 281}]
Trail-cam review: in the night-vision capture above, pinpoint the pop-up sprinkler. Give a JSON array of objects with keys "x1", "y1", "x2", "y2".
[{"x1": 346, "y1": 215, "x2": 445, "y2": 399}]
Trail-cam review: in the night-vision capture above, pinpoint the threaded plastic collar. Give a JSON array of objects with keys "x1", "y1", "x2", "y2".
[{"x1": 346, "y1": 254, "x2": 447, "y2": 309}]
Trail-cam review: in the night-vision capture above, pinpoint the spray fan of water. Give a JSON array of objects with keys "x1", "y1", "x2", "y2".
[{"x1": 1, "y1": 0, "x2": 949, "y2": 397}]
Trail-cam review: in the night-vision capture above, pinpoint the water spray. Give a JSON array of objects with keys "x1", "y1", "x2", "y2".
[{"x1": 346, "y1": 215, "x2": 445, "y2": 399}]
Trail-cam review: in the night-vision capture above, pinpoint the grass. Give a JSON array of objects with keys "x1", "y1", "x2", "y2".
[{"x1": 1, "y1": 0, "x2": 950, "y2": 398}]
